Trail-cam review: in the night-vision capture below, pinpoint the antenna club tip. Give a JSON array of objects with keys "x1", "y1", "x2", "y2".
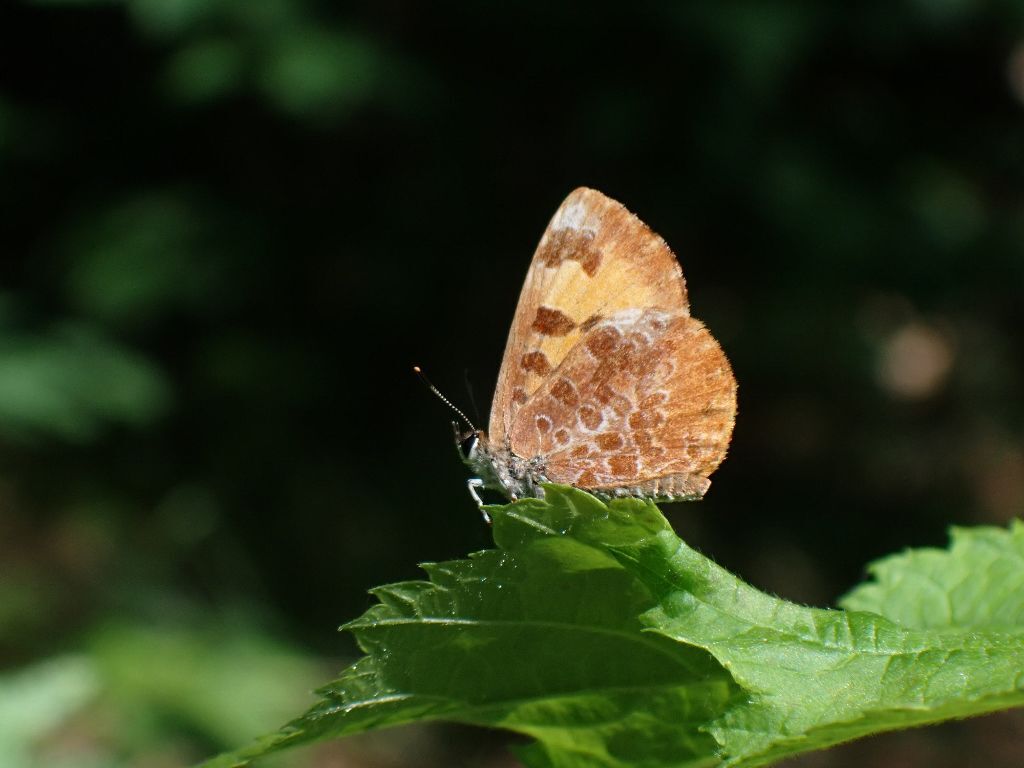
[{"x1": 412, "y1": 365, "x2": 421, "y2": 373}]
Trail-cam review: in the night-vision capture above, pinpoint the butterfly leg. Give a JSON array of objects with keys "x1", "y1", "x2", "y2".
[
  {"x1": 467, "y1": 478, "x2": 484, "y2": 505},
  {"x1": 466, "y1": 478, "x2": 492, "y2": 524}
]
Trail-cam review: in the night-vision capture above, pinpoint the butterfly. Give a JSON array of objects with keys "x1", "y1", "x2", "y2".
[{"x1": 458, "y1": 187, "x2": 736, "y2": 507}]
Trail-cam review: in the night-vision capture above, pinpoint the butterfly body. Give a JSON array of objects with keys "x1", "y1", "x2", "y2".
[
  {"x1": 464, "y1": 437, "x2": 548, "y2": 502},
  {"x1": 462, "y1": 188, "x2": 736, "y2": 506}
]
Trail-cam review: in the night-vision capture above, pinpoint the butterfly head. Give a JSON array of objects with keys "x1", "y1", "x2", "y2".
[
  {"x1": 454, "y1": 424, "x2": 502, "y2": 477},
  {"x1": 456, "y1": 425, "x2": 485, "y2": 460}
]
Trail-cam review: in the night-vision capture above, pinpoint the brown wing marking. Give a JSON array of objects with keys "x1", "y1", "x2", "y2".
[
  {"x1": 508, "y1": 309, "x2": 736, "y2": 495},
  {"x1": 489, "y1": 188, "x2": 690, "y2": 446}
]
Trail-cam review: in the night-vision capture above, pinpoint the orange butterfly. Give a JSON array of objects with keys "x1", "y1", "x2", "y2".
[{"x1": 456, "y1": 188, "x2": 737, "y2": 507}]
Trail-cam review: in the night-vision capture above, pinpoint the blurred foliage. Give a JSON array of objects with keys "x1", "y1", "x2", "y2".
[
  {"x1": 0, "y1": 312, "x2": 169, "y2": 442},
  {"x1": 0, "y1": 624, "x2": 325, "y2": 767},
  {"x1": 0, "y1": 656, "x2": 98, "y2": 768},
  {"x1": 2, "y1": 0, "x2": 1024, "y2": 764}
]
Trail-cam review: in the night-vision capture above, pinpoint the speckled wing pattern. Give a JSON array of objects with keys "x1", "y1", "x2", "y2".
[
  {"x1": 490, "y1": 188, "x2": 691, "y2": 442},
  {"x1": 489, "y1": 187, "x2": 736, "y2": 499}
]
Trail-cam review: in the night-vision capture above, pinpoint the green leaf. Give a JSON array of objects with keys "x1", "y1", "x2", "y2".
[
  {"x1": 610, "y1": 515, "x2": 1024, "y2": 766},
  {"x1": 200, "y1": 487, "x2": 1024, "y2": 768},
  {"x1": 839, "y1": 520, "x2": 1024, "y2": 630}
]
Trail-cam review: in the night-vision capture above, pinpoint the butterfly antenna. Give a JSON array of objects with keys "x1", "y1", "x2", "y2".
[{"x1": 413, "y1": 366, "x2": 478, "y2": 432}]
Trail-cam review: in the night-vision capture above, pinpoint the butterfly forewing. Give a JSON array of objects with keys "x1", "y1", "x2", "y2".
[{"x1": 488, "y1": 188, "x2": 691, "y2": 446}]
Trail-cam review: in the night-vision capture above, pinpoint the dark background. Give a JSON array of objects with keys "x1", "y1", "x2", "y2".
[{"x1": 2, "y1": 1, "x2": 1023, "y2": 765}]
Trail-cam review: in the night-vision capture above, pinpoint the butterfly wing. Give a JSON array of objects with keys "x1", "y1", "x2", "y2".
[
  {"x1": 488, "y1": 188, "x2": 690, "y2": 446},
  {"x1": 508, "y1": 309, "x2": 736, "y2": 499}
]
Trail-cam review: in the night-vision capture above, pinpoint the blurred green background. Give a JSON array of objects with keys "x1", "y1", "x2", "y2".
[{"x1": 2, "y1": 1, "x2": 1024, "y2": 765}]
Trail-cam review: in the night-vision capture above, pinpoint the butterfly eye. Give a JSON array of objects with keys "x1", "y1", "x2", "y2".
[{"x1": 458, "y1": 431, "x2": 480, "y2": 458}]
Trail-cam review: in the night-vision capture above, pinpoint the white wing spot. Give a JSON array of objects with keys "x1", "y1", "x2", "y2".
[{"x1": 552, "y1": 200, "x2": 593, "y2": 233}]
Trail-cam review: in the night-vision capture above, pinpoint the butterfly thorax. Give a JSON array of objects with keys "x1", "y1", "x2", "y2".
[{"x1": 464, "y1": 433, "x2": 549, "y2": 500}]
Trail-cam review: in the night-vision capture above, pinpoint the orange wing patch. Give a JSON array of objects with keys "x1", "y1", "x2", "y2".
[
  {"x1": 509, "y1": 310, "x2": 736, "y2": 494},
  {"x1": 488, "y1": 188, "x2": 690, "y2": 446}
]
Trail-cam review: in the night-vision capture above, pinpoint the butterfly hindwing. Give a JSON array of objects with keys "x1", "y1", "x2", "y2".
[
  {"x1": 488, "y1": 187, "x2": 691, "y2": 446},
  {"x1": 508, "y1": 309, "x2": 736, "y2": 498}
]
